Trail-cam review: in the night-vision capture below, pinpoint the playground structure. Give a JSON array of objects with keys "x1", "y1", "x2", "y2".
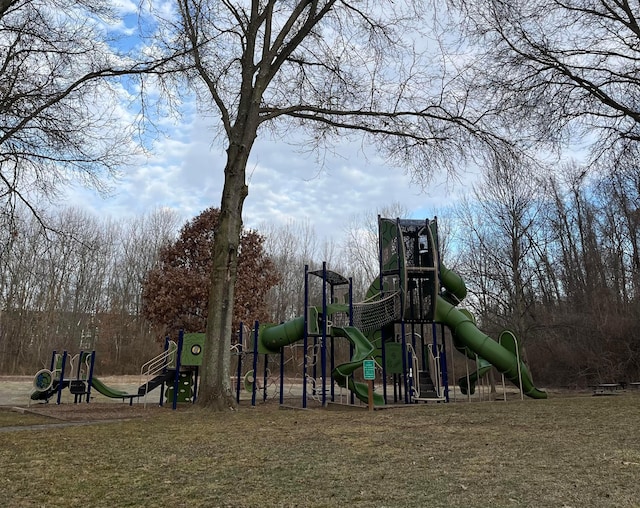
[
  {"x1": 30, "y1": 216, "x2": 546, "y2": 409},
  {"x1": 234, "y1": 216, "x2": 546, "y2": 408},
  {"x1": 30, "y1": 332, "x2": 206, "y2": 409}
]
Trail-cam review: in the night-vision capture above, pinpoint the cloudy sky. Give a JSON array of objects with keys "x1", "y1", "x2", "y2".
[
  {"x1": 64, "y1": 2, "x2": 479, "y2": 242},
  {"x1": 71, "y1": 111, "x2": 478, "y2": 242}
]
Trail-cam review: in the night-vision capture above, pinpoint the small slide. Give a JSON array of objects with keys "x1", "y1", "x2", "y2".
[
  {"x1": 91, "y1": 377, "x2": 138, "y2": 399},
  {"x1": 436, "y1": 266, "x2": 547, "y2": 399},
  {"x1": 331, "y1": 326, "x2": 385, "y2": 406},
  {"x1": 91, "y1": 373, "x2": 174, "y2": 400}
]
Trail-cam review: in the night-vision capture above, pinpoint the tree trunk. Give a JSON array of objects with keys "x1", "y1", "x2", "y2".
[{"x1": 198, "y1": 139, "x2": 251, "y2": 410}]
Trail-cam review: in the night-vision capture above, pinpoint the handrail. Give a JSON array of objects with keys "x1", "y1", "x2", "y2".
[
  {"x1": 410, "y1": 341, "x2": 446, "y2": 400},
  {"x1": 427, "y1": 344, "x2": 445, "y2": 399},
  {"x1": 139, "y1": 340, "x2": 178, "y2": 407},
  {"x1": 408, "y1": 344, "x2": 420, "y2": 399}
]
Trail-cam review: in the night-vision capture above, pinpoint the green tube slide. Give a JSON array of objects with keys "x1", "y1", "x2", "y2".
[
  {"x1": 435, "y1": 296, "x2": 546, "y2": 399},
  {"x1": 259, "y1": 315, "x2": 307, "y2": 354},
  {"x1": 440, "y1": 265, "x2": 468, "y2": 303},
  {"x1": 258, "y1": 304, "x2": 349, "y2": 354},
  {"x1": 332, "y1": 326, "x2": 385, "y2": 406},
  {"x1": 437, "y1": 265, "x2": 547, "y2": 399}
]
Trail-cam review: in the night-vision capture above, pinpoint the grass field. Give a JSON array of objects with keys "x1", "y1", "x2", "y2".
[{"x1": 1, "y1": 394, "x2": 639, "y2": 508}]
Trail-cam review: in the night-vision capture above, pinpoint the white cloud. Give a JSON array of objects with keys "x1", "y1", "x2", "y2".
[{"x1": 66, "y1": 109, "x2": 477, "y2": 245}]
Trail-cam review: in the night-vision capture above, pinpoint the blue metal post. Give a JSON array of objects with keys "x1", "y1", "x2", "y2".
[
  {"x1": 172, "y1": 330, "x2": 184, "y2": 410},
  {"x1": 303, "y1": 265, "x2": 309, "y2": 409},
  {"x1": 321, "y1": 262, "x2": 328, "y2": 407},
  {"x1": 86, "y1": 351, "x2": 96, "y2": 403},
  {"x1": 57, "y1": 351, "x2": 67, "y2": 405},
  {"x1": 251, "y1": 321, "x2": 259, "y2": 407},
  {"x1": 236, "y1": 325, "x2": 243, "y2": 404},
  {"x1": 74, "y1": 350, "x2": 84, "y2": 404}
]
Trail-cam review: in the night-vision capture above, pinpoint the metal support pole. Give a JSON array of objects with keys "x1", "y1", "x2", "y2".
[
  {"x1": 86, "y1": 351, "x2": 96, "y2": 403},
  {"x1": 321, "y1": 261, "x2": 328, "y2": 407},
  {"x1": 251, "y1": 321, "x2": 259, "y2": 407},
  {"x1": 236, "y1": 325, "x2": 243, "y2": 404},
  {"x1": 303, "y1": 265, "x2": 309, "y2": 409},
  {"x1": 57, "y1": 351, "x2": 67, "y2": 405}
]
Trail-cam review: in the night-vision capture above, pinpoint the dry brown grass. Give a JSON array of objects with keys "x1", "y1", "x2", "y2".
[{"x1": 1, "y1": 394, "x2": 639, "y2": 507}]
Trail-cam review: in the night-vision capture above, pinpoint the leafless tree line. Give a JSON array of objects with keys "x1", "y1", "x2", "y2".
[
  {"x1": 0, "y1": 206, "x2": 180, "y2": 374},
  {"x1": 452, "y1": 155, "x2": 640, "y2": 386},
  {"x1": 5, "y1": 167, "x2": 640, "y2": 388}
]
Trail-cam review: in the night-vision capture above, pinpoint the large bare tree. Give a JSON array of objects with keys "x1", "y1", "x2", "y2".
[
  {"x1": 453, "y1": 0, "x2": 640, "y2": 159},
  {"x1": 0, "y1": 0, "x2": 183, "y2": 234},
  {"x1": 153, "y1": 1, "x2": 514, "y2": 409}
]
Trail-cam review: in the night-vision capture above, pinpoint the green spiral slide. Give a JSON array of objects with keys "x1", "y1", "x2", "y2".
[{"x1": 331, "y1": 326, "x2": 385, "y2": 405}]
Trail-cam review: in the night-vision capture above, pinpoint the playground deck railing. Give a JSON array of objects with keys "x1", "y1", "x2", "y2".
[{"x1": 139, "y1": 340, "x2": 178, "y2": 407}]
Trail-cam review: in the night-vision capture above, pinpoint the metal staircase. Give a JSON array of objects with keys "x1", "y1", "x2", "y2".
[{"x1": 411, "y1": 344, "x2": 446, "y2": 402}]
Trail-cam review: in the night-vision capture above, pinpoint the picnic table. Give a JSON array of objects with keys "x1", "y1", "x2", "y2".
[{"x1": 591, "y1": 383, "x2": 626, "y2": 396}]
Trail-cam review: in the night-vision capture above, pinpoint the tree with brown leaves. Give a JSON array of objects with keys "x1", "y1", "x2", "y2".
[{"x1": 142, "y1": 207, "x2": 279, "y2": 337}]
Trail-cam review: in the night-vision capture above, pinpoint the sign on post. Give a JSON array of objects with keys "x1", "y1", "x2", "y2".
[
  {"x1": 363, "y1": 359, "x2": 376, "y2": 411},
  {"x1": 363, "y1": 359, "x2": 376, "y2": 380}
]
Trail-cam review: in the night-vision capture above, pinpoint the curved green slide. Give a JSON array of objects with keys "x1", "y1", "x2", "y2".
[
  {"x1": 331, "y1": 326, "x2": 385, "y2": 406},
  {"x1": 258, "y1": 307, "x2": 383, "y2": 405},
  {"x1": 436, "y1": 266, "x2": 547, "y2": 399},
  {"x1": 91, "y1": 377, "x2": 137, "y2": 399}
]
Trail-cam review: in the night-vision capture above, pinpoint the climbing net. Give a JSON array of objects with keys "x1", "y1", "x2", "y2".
[{"x1": 352, "y1": 291, "x2": 401, "y2": 332}]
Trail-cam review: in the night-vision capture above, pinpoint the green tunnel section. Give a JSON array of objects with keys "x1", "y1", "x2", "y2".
[
  {"x1": 440, "y1": 264, "x2": 468, "y2": 302},
  {"x1": 257, "y1": 306, "x2": 383, "y2": 405},
  {"x1": 258, "y1": 315, "x2": 307, "y2": 355}
]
